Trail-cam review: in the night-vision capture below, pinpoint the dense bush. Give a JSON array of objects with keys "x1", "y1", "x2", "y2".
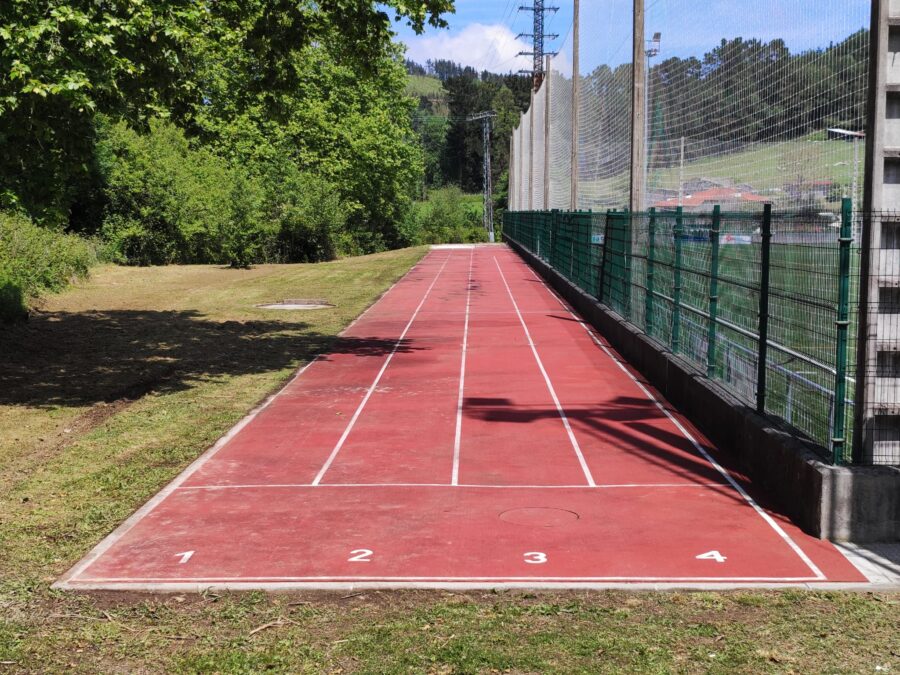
[
  {"x1": 402, "y1": 187, "x2": 488, "y2": 245},
  {"x1": 97, "y1": 119, "x2": 273, "y2": 266},
  {"x1": 0, "y1": 212, "x2": 98, "y2": 321},
  {"x1": 96, "y1": 119, "x2": 361, "y2": 266}
]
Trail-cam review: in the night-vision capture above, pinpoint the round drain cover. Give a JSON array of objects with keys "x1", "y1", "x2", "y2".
[
  {"x1": 256, "y1": 298, "x2": 334, "y2": 310},
  {"x1": 499, "y1": 507, "x2": 580, "y2": 527}
]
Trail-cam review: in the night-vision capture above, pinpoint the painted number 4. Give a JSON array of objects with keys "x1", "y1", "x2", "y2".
[
  {"x1": 174, "y1": 550, "x2": 195, "y2": 564},
  {"x1": 695, "y1": 550, "x2": 727, "y2": 563}
]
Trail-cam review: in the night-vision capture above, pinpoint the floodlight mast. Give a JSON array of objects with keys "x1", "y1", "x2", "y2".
[{"x1": 467, "y1": 111, "x2": 498, "y2": 243}]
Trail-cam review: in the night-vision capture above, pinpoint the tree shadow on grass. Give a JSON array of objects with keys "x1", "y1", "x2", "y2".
[{"x1": 0, "y1": 310, "x2": 421, "y2": 408}]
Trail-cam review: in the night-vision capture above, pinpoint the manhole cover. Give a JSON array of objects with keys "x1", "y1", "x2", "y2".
[
  {"x1": 499, "y1": 507, "x2": 580, "y2": 527},
  {"x1": 256, "y1": 298, "x2": 334, "y2": 310}
]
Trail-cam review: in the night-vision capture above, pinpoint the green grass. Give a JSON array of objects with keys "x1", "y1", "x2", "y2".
[
  {"x1": 405, "y1": 74, "x2": 446, "y2": 99},
  {"x1": 577, "y1": 136, "x2": 859, "y2": 209},
  {"x1": 1, "y1": 247, "x2": 897, "y2": 672}
]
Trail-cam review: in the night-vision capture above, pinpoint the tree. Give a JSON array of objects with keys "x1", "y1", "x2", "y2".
[{"x1": 0, "y1": 0, "x2": 453, "y2": 226}]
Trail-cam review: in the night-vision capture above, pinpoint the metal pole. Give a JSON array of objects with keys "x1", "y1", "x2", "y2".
[
  {"x1": 569, "y1": 0, "x2": 580, "y2": 210},
  {"x1": 706, "y1": 205, "x2": 722, "y2": 378},
  {"x1": 624, "y1": 211, "x2": 633, "y2": 319},
  {"x1": 671, "y1": 206, "x2": 683, "y2": 352},
  {"x1": 598, "y1": 210, "x2": 613, "y2": 303},
  {"x1": 630, "y1": 0, "x2": 646, "y2": 214},
  {"x1": 646, "y1": 207, "x2": 656, "y2": 336},
  {"x1": 831, "y1": 197, "x2": 853, "y2": 463},
  {"x1": 544, "y1": 55, "x2": 552, "y2": 209},
  {"x1": 509, "y1": 127, "x2": 516, "y2": 211},
  {"x1": 529, "y1": 90, "x2": 535, "y2": 210},
  {"x1": 756, "y1": 203, "x2": 773, "y2": 414},
  {"x1": 484, "y1": 117, "x2": 495, "y2": 242}
]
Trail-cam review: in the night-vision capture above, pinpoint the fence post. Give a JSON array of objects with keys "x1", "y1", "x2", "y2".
[
  {"x1": 671, "y1": 206, "x2": 684, "y2": 353},
  {"x1": 756, "y1": 203, "x2": 773, "y2": 415},
  {"x1": 623, "y1": 211, "x2": 634, "y2": 320},
  {"x1": 569, "y1": 0, "x2": 579, "y2": 210},
  {"x1": 831, "y1": 197, "x2": 853, "y2": 463},
  {"x1": 598, "y1": 210, "x2": 613, "y2": 303},
  {"x1": 706, "y1": 205, "x2": 722, "y2": 378},
  {"x1": 646, "y1": 208, "x2": 656, "y2": 336}
]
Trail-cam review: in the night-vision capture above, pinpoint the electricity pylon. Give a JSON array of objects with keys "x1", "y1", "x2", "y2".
[
  {"x1": 517, "y1": 0, "x2": 559, "y2": 90},
  {"x1": 467, "y1": 111, "x2": 498, "y2": 243}
]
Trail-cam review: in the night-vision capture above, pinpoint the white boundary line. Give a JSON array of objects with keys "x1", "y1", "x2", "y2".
[
  {"x1": 62, "y1": 580, "x2": 884, "y2": 591},
  {"x1": 452, "y1": 247, "x2": 476, "y2": 485},
  {"x1": 70, "y1": 575, "x2": 821, "y2": 584},
  {"x1": 311, "y1": 253, "x2": 454, "y2": 485},
  {"x1": 513, "y1": 250, "x2": 827, "y2": 581},
  {"x1": 54, "y1": 251, "x2": 442, "y2": 589},
  {"x1": 493, "y1": 256, "x2": 597, "y2": 487},
  {"x1": 176, "y1": 482, "x2": 729, "y2": 490}
]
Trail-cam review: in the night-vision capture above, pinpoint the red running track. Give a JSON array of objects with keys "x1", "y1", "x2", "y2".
[{"x1": 57, "y1": 246, "x2": 867, "y2": 589}]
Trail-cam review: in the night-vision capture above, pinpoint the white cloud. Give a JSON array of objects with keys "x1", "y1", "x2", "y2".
[{"x1": 400, "y1": 23, "x2": 533, "y2": 74}]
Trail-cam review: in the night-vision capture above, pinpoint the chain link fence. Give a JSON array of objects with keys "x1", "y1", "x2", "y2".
[{"x1": 505, "y1": 202, "x2": 862, "y2": 464}]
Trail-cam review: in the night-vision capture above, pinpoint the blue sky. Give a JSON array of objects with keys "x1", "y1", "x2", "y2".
[{"x1": 393, "y1": 0, "x2": 870, "y2": 74}]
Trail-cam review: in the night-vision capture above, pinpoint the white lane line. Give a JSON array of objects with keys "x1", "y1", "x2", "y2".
[
  {"x1": 54, "y1": 252, "x2": 439, "y2": 588},
  {"x1": 493, "y1": 256, "x2": 597, "y2": 487},
  {"x1": 519, "y1": 252, "x2": 827, "y2": 581},
  {"x1": 177, "y1": 482, "x2": 728, "y2": 490},
  {"x1": 311, "y1": 253, "x2": 454, "y2": 486},
  {"x1": 452, "y1": 247, "x2": 476, "y2": 485}
]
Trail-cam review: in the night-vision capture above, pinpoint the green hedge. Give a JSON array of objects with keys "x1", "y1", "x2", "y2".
[
  {"x1": 402, "y1": 187, "x2": 488, "y2": 245},
  {"x1": 0, "y1": 212, "x2": 98, "y2": 321}
]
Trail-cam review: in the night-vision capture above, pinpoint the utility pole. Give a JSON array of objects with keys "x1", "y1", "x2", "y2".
[
  {"x1": 517, "y1": 0, "x2": 559, "y2": 90},
  {"x1": 630, "y1": 0, "x2": 647, "y2": 213},
  {"x1": 468, "y1": 111, "x2": 498, "y2": 243}
]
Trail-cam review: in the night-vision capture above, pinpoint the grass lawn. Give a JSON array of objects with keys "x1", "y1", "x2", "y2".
[
  {"x1": 577, "y1": 137, "x2": 859, "y2": 210},
  {"x1": 405, "y1": 74, "x2": 446, "y2": 100},
  {"x1": 1, "y1": 247, "x2": 898, "y2": 673}
]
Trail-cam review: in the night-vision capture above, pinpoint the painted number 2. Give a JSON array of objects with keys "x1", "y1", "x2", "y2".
[
  {"x1": 695, "y1": 550, "x2": 727, "y2": 563},
  {"x1": 523, "y1": 551, "x2": 548, "y2": 564},
  {"x1": 174, "y1": 550, "x2": 194, "y2": 564},
  {"x1": 348, "y1": 549, "x2": 373, "y2": 563}
]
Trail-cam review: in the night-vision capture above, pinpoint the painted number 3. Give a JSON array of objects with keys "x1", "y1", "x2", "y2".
[{"x1": 524, "y1": 551, "x2": 548, "y2": 564}]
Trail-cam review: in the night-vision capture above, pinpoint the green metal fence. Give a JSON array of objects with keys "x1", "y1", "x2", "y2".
[{"x1": 504, "y1": 201, "x2": 857, "y2": 463}]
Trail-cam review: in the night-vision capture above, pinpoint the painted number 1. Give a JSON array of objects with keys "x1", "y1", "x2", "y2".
[
  {"x1": 524, "y1": 551, "x2": 548, "y2": 564},
  {"x1": 348, "y1": 549, "x2": 373, "y2": 562},
  {"x1": 174, "y1": 550, "x2": 195, "y2": 564},
  {"x1": 695, "y1": 550, "x2": 727, "y2": 563}
]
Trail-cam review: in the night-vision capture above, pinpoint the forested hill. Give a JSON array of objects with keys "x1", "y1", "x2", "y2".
[{"x1": 405, "y1": 59, "x2": 532, "y2": 198}]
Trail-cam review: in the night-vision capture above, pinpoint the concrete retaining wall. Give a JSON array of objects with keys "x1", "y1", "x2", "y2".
[{"x1": 506, "y1": 236, "x2": 900, "y2": 542}]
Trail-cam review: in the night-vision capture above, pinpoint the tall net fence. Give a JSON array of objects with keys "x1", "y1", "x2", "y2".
[
  {"x1": 547, "y1": 55, "x2": 572, "y2": 209},
  {"x1": 644, "y1": 0, "x2": 869, "y2": 214},
  {"x1": 519, "y1": 111, "x2": 531, "y2": 210},
  {"x1": 508, "y1": 0, "x2": 870, "y2": 214},
  {"x1": 576, "y1": 1, "x2": 633, "y2": 210},
  {"x1": 532, "y1": 85, "x2": 547, "y2": 211}
]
